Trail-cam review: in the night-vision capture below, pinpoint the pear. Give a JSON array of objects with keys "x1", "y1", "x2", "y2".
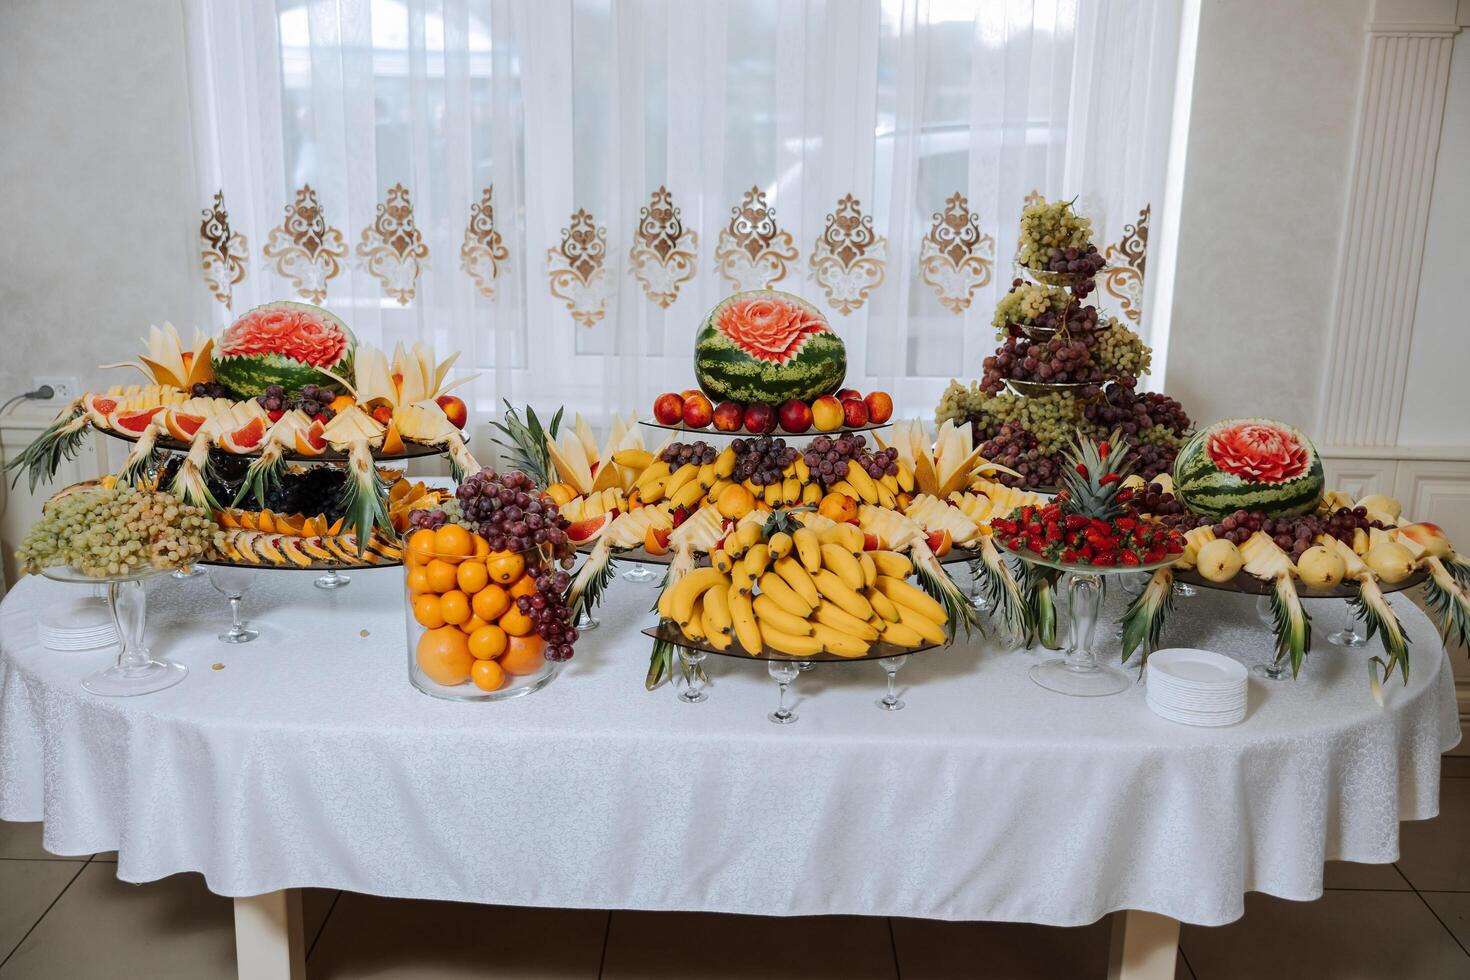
[
  {"x1": 1195, "y1": 537, "x2": 1243, "y2": 583},
  {"x1": 1396, "y1": 522, "x2": 1452, "y2": 559},
  {"x1": 1356, "y1": 494, "x2": 1402, "y2": 521},
  {"x1": 1363, "y1": 540, "x2": 1416, "y2": 584},
  {"x1": 1297, "y1": 544, "x2": 1346, "y2": 590}
]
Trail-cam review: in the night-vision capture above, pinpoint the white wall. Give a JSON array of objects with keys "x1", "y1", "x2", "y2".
[
  {"x1": 0, "y1": 0, "x2": 200, "y2": 403},
  {"x1": 1163, "y1": 0, "x2": 1372, "y2": 430},
  {"x1": 1398, "y1": 29, "x2": 1470, "y2": 447}
]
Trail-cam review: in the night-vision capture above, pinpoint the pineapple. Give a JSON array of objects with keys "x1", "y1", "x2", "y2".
[
  {"x1": 232, "y1": 410, "x2": 312, "y2": 509},
  {"x1": 323, "y1": 406, "x2": 392, "y2": 554},
  {"x1": 489, "y1": 401, "x2": 563, "y2": 489},
  {"x1": 1239, "y1": 531, "x2": 1311, "y2": 677},
  {"x1": 1056, "y1": 429, "x2": 1134, "y2": 523},
  {"x1": 4, "y1": 396, "x2": 91, "y2": 492}
]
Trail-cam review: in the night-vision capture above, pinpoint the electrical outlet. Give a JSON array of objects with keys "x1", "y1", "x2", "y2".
[{"x1": 34, "y1": 376, "x2": 79, "y2": 401}]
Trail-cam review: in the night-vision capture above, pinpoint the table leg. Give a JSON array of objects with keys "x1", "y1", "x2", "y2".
[
  {"x1": 234, "y1": 889, "x2": 305, "y2": 980},
  {"x1": 1106, "y1": 910, "x2": 1180, "y2": 980}
]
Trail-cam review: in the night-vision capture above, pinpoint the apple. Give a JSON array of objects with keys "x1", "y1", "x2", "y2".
[
  {"x1": 841, "y1": 397, "x2": 869, "y2": 428},
  {"x1": 680, "y1": 388, "x2": 702, "y2": 399},
  {"x1": 743, "y1": 402, "x2": 777, "y2": 434},
  {"x1": 836, "y1": 388, "x2": 861, "y2": 402},
  {"x1": 682, "y1": 391, "x2": 714, "y2": 428},
  {"x1": 863, "y1": 391, "x2": 893, "y2": 425},
  {"x1": 812, "y1": 395, "x2": 844, "y2": 432},
  {"x1": 777, "y1": 398, "x2": 813, "y2": 433},
  {"x1": 653, "y1": 392, "x2": 685, "y2": 425},
  {"x1": 435, "y1": 394, "x2": 468, "y2": 429},
  {"x1": 712, "y1": 400, "x2": 744, "y2": 432}
]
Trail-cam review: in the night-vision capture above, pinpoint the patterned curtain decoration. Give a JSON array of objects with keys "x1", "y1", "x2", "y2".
[
  {"x1": 808, "y1": 194, "x2": 886, "y2": 315},
  {"x1": 1101, "y1": 205, "x2": 1149, "y2": 322},
  {"x1": 262, "y1": 184, "x2": 348, "y2": 304},
  {"x1": 460, "y1": 185, "x2": 509, "y2": 300},
  {"x1": 357, "y1": 183, "x2": 429, "y2": 305},
  {"x1": 715, "y1": 187, "x2": 798, "y2": 293},
  {"x1": 919, "y1": 193, "x2": 995, "y2": 314},
  {"x1": 199, "y1": 191, "x2": 248, "y2": 309},
  {"x1": 628, "y1": 186, "x2": 698, "y2": 308},
  {"x1": 546, "y1": 209, "x2": 609, "y2": 327}
]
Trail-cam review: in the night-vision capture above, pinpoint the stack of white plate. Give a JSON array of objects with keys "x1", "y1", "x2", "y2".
[
  {"x1": 1146, "y1": 648, "x2": 1248, "y2": 727},
  {"x1": 36, "y1": 598, "x2": 117, "y2": 651}
]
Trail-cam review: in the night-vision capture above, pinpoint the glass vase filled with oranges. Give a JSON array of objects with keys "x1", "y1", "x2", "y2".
[{"x1": 403, "y1": 521, "x2": 566, "y2": 702}]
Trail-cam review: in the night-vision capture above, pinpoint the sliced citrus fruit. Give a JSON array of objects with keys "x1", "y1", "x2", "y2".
[
  {"x1": 293, "y1": 419, "x2": 327, "y2": 457},
  {"x1": 567, "y1": 511, "x2": 615, "y2": 544},
  {"x1": 220, "y1": 417, "x2": 266, "y2": 453},
  {"x1": 382, "y1": 421, "x2": 406, "y2": 455},
  {"x1": 163, "y1": 409, "x2": 205, "y2": 441},
  {"x1": 924, "y1": 528, "x2": 953, "y2": 558},
  {"x1": 110, "y1": 406, "x2": 165, "y2": 435},
  {"x1": 644, "y1": 525, "x2": 672, "y2": 556}
]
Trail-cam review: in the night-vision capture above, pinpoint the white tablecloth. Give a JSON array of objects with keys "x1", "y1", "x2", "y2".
[{"x1": 0, "y1": 568, "x2": 1459, "y2": 927}]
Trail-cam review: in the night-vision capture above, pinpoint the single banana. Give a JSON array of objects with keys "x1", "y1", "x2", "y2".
[
  {"x1": 753, "y1": 594, "x2": 815, "y2": 636},
  {"x1": 702, "y1": 580, "x2": 732, "y2": 635},
  {"x1": 737, "y1": 522, "x2": 763, "y2": 550},
  {"x1": 714, "y1": 446, "x2": 736, "y2": 479},
  {"x1": 814, "y1": 599, "x2": 879, "y2": 641},
  {"x1": 704, "y1": 479, "x2": 734, "y2": 505},
  {"x1": 878, "y1": 618, "x2": 926, "y2": 648},
  {"x1": 874, "y1": 481, "x2": 897, "y2": 509},
  {"x1": 681, "y1": 596, "x2": 707, "y2": 641},
  {"x1": 743, "y1": 542, "x2": 772, "y2": 581},
  {"x1": 858, "y1": 551, "x2": 877, "y2": 588},
  {"x1": 663, "y1": 462, "x2": 699, "y2": 498},
  {"x1": 729, "y1": 582, "x2": 763, "y2": 655},
  {"x1": 639, "y1": 473, "x2": 670, "y2": 504},
  {"x1": 768, "y1": 531, "x2": 793, "y2": 561},
  {"x1": 668, "y1": 567, "x2": 728, "y2": 624},
  {"x1": 712, "y1": 548, "x2": 734, "y2": 574},
  {"x1": 801, "y1": 482, "x2": 822, "y2": 506},
  {"x1": 669, "y1": 479, "x2": 705, "y2": 511},
  {"x1": 820, "y1": 542, "x2": 865, "y2": 590},
  {"x1": 870, "y1": 550, "x2": 913, "y2": 579},
  {"x1": 813, "y1": 568, "x2": 875, "y2": 621},
  {"x1": 867, "y1": 587, "x2": 902, "y2": 623},
  {"x1": 634, "y1": 459, "x2": 671, "y2": 493},
  {"x1": 811, "y1": 622, "x2": 870, "y2": 658},
  {"x1": 845, "y1": 460, "x2": 880, "y2": 504},
  {"x1": 773, "y1": 556, "x2": 821, "y2": 607},
  {"x1": 875, "y1": 574, "x2": 947, "y2": 625},
  {"x1": 613, "y1": 448, "x2": 654, "y2": 470},
  {"x1": 703, "y1": 620, "x2": 733, "y2": 651},
  {"x1": 782, "y1": 476, "x2": 801, "y2": 507},
  {"x1": 829, "y1": 480, "x2": 860, "y2": 500},
  {"x1": 896, "y1": 602, "x2": 946, "y2": 644},
  {"x1": 895, "y1": 459, "x2": 915, "y2": 493},
  {"x1": 758, "y1": 622, "x2": 823, "y2": 657},
  {"x1": 758, "y1": 571, "x2": 814, "y2": 617},
  {"x1": 879, "y1": 472, "x2": 899, "y2": 494},
  {"x1": 793, "y1": 527, "x2": 822, "y2": 573},
  {"x1": 696, "y1": 460, "x2": 718, "y2": 490},
  {"x1": 794, "y1": 456, "x2": 811, "y2": 482}
]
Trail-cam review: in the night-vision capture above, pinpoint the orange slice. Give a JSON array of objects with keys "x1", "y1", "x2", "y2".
[
  {"x1": 328, "y1": 393, "x2": 355, "y2": 413},
  {"x1": 163, "y1": 410, "x2": 205, "y2": 442},
  {"x1": 644, "y1": 526, "x2": 672, "y2": 556},
  {"x1": 256, "y1": 510, "x2": 277, "y2": 534},
  {"x1": 220, "y1": 417, "x2": 266, "y2": 453},
  {"x1": 294, "y1": 419, "x2": 328, "y2": 457}
]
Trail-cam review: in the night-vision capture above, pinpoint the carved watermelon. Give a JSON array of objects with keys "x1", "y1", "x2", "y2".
[
  {"x1": 1173, "y1": 418, "x2": 1324, "y2": 519},
  {"x1": 694, "y1": 291, "x2": 846, "y2": 405},
  {"x1": 212, "y1": 301, "x2": 355, "y2": 398}
]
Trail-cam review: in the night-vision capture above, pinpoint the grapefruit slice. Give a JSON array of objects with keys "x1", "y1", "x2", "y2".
[
  {"x1": 163, "y1": 409, "x2": 205, "y2": 442},
  {"x1": 644, "y1": 525, "x2": 672, "y2": 556},
  {"x1": 111, "y1": 406, "x2": 165, "y2": 435},
  {"x1": 924, "y1": 528, "x2": 953, "y2": 558},
  {"x1": 293, "y1": 419, "x2": 328, "y2": 457},
  {"x1": 220, "y1": 417, "x2": 266, "y2": 453},
  {"x1": 567, "y1": 511, "x2": 615, "y2": 544}
]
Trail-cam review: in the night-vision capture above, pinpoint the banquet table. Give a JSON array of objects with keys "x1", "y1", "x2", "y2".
[{"x1": 0, "y1": 566, "x2": 1459, "y2": 980}]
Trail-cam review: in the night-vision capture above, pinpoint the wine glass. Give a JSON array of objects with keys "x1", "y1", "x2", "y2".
[
  {"x1": 314, "y1": 568, "x2": 350, "y2": 590},
  {"x1": 40, "y1": 566, "x2": 185, "y2": 697},
  {"x1": 575, "y1": 606, "x2": 600, "y2": 632},
  {"x1": 208, "y1": 567, "x2": 259, "y2": 643},
  {"x1": 968, "y1": 559, "x2": 993, "y2": 613},
  {"x1": 767, "y1": 660, "x2": 799, "y2": 724},
  {"x1": 170, "y1": 565, "x2": 205, "y2": 580},
  {"x1": 622, "y1": 562, "x2": 658, "y2": 584},
  {"x1": 677, "y1": 646, "x2": 708, "y2": 703},
  {"x1": 876, "y1": 655, "x2": 906, "y2": 711},
  {"x1": 1327, "y1": 603, "x2": 1367, "y2": 647}
]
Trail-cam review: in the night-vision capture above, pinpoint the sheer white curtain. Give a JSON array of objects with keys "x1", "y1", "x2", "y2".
[{"x1": 184, "y1": 0, "x2": 1181, "y2": 423}]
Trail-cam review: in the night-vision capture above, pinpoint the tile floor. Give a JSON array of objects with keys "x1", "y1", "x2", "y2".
[{"x1": 2, "y1": 746, "x2": 1467, "y2": 979}]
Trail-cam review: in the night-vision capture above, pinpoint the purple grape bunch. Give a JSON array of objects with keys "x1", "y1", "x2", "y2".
[
  {"x1": 455, "y1": 468, "x2": 575, "y2": 568},
  {"x1": 801, "y1": 434, "x2": 898, "y2": 487},
  {"x1": 518, "y1": 565, "x2": 577, "y2": 662},
  {"x1": 981, "y1": 330, "x2": 1105, "y2": 393},
  {"x1": 253, "y1": 383, "x2": 338, "y2": 421},
  {"x1": 190, "y1": 381, "x2": 230, "y2": 399},
  {"x1": 733, "y1": 436, "x2": 799, "y2": 485},
  {"x1": 659, "y1": 440, "x2": 717, "y2": 467},
  {"x1": 977, "y1": 422, "x2": 1063, "y2": 488}
]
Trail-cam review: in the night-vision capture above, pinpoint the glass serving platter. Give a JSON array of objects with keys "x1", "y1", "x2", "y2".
[
  {"x1": 638, "y1": 418, "x2": 893, "y2": 439},
  {"x1": 97, "y1": 424, "x2": 458, "y2": 463},
  {"x1": 642, "y1": 623, "x2": 937, "y2": 664},
  {"x1": 196, "y1": 555, "x2": 403, "y2": 573},
  {"x1": 1172, "y1": 565, "x2": 1428, "y2": 598}
]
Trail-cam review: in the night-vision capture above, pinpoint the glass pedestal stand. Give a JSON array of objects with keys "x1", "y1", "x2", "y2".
[
  {"x1": 42, "y1": 567, "x2": 186, "y2": 697},
  {"x1": 1028, "y1": 571, "x2": 1133, "y2": 697},
  {"x1": 575, "y1": 607, "x2": 600, "y2": 632},
  {"x1": 622, "y1": 563, "x2": 659, "y2": 584},
  {"x1": 314, "y1": 569, "x2": 350, "y2": 590},
  {"x1": 1327, "y1": 605, "x2": 1367, "y2": 648}
]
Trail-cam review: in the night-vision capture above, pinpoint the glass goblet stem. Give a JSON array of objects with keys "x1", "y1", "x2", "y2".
[{"x1": 877, "y1": 655, "x2": 906, "y2": 711}]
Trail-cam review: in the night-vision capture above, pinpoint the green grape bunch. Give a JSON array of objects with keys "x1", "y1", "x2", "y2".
[
  {"x1": 992, "y1": 280, "x2": 1072, "y2": 335},
  {"x1": 1092, "y1": 318, "x2": 1153, "y2": 380},
  {"x1": 1017, "y1": 198, "x2": 1095, "y2": 271},
  {"x1": 16, "y1": 485, "x2": 220, "y2": 578}
]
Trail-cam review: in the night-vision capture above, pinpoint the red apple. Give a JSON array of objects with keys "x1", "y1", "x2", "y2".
[
  {"x1": 683, "y1": 391, "x2": 714, "y2": 428},
  {"x1": 712, "y1": 400, "x2": 744, "y2": 432},
  {"x1": 743, "y1": 402, "x2": 777, "y2": 434},
  {"x1": 680, "y1": 388, "x2": 702, "y2": 399},
  {"x1": 841, "y1": 397, "x2": 869, "y2": 428},
  {"x1": 863, "y1": 390, "x2": 893, "y2": 425},
  {"x1": 777, "y1": 398, "x2": 813, "y2": 433},
  {"x1": 836, "y1": 388, "x2": 861, "y2": 402},
  {"x1": 812, "y1": 395, "x2": 844, "y2": 432},
  {"x1": 653, "y1": 392, "x2": 685, "y2": 425},
  {"x1": 435, "y1": 394, "x2": 468, "y2": 429}
]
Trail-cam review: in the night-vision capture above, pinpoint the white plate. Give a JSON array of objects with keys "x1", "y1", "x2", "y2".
[
  {"x1": 1148, "y1": 648, "x2": 1248, "y2": 687},
  {"x1": 1148, "y1": 700, "x2": 1245, "y2": 727},
  {"x1": 1147, "y1": 693, "x2": 1247, "y2": 713}
]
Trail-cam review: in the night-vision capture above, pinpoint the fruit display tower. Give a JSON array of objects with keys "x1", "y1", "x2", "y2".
[{"x1": 935, "y1": 198, "x2": 1191, "y2": 490}]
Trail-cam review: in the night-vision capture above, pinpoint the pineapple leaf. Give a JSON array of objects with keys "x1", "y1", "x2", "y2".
[
  {"x1": 1120, "y1": 566, "x2": 1175, "y2": 668},
  {"x1": 1421, "y1": 558, "x2": 1470, "y2": 651},
  {"x1": 976, "y1": 536, "x2": 1033, "y2": 646},
  {"x1": 647, "y1": 633, "x2": 675, "y2": 690},
  {"x1": 1443, "y1": 554, "x2": 1470, "y2": 590},
  {"x1": 913, "y1": 545, "x2": 984, "y2": 641},
  {"x1": 489, "y1": 400, "x2": 561, "y2": 489},
  {"x1": 7, "y1": 403, "x2": 89, "y2": 493},
  {"x1": 1351, "y1": 578, "x2": 1410, "y2": 685},
  {"x1": 1057, "y1": 427, "x2": 1134, "y2": 521},
  {"x1": 761, "y1": 507, "x2": 813, "y2": 538},
  {"x1": 1268, "y1": 572, "x2": 1311, "y2": 677},
  {"x1": 231, "y1": 443, "x2": 288, "y2": 509},
  {"x1": 336, "y1": 441, "x2": 393, "y2": 555},
  {"x1": 1019, "y1": 562, "x2": 1062, "y2": 650},
  {"x1": 566, "y1": 538, "x2": 618, "y2": 616}
]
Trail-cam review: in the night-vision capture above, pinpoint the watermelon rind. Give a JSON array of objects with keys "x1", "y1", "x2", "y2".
[
  {"x1": 212, "y1": 301, "x2": 356, "y2": 399},
  {"x1": 694, "y1": 290, "x2": 846, "y2": 405},
  {"x1": 1173, "y1": 417, "x2": 1324, "y2": 520}
]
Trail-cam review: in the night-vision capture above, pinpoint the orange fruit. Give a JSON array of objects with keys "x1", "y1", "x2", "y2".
[
  {"x1": 500, "y1": 634, "x2": 546, "y2": 675},
  {"x1": 416, "y1": 627, "x2": 473, "y2": 686},
  {"x1": 472, "y1": 535, "x2": 491, "y2": 559},
  {"x1": 716, "y1": 483, "x2": 756, "y2": 519},
  {"x1": 472, "y1": 584, "x2": 511, "y2": 622},
  {"x1": 468, "y1": 624, "x2": 509, "y2": 661},
  {"x1": 508, "y1": 574, "x2": 538, "y2": 598},
  {"x1": 456, "y1": 560, "x2": 489, "y2": 595},
  {"x1": 412, "y1": 594, "x2": 445, "y2": 628},
  {"x1": 818, "y1": 492, "x2": 859, "y2": 524},
  {"x1": 407, "y1": 528, "x2": 438, "y2": 564},
  {"x1": 406, "y1": 566, "x2": 432, "y2": 594},
  {"x1": 470, "y1": 659, "x2": 506, "y2": 692},
  {"x1": 439, "y1": 590, "x2": 471, "y2": 626},
  {"x1": 498, "y1": 605, "x2": 535, "y2": 637},
  {"x1": 432, "y1": 524, "x2": 474, "y2": 562},
  {"x1": 458, "y1": 614, "x2": 490, "y2": 635},
  {"x1": 486, "y1": 551, "x2": 525, "y2": 584},
  {"x1": 425, "y1": 559, "x2": 458, "y2": 594}
]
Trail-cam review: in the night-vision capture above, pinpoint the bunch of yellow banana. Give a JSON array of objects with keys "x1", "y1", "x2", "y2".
[
  {"x1": 657, "y1": 522, "x2": 949, "y2": 658},
  {"x1": 739, "y1": 457, "x2": 825, "y2": 509},
  {"x1": 824, "y1": 459, "x2": 908, "y2": 508},
  {"x1": 628, "y1": 446, "x2": 738, "y2": 509}
]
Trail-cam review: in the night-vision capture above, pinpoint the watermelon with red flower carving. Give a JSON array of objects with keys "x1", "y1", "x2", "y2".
[
  {"x1": 212, "y1": 301, "x2": 356, "y2": 398},
  {"x1": 1173, "y1": 418, "x2": 1324, "y2": 519},
  {"x1": 694, "y1": 291, "x2": 846, "y2": 405}
]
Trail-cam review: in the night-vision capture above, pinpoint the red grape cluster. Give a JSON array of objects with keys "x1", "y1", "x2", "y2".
[
  {"x1": 981, "y1": 331, "x2": 1105, "y2": 393},
  {"x1": 517, "y1": 565, "x2": 577, "y2": 661},
  {"x1": 190, "y1": 381, "x2": 231, "y2": 399},
  {"x1": 455, "y1": 468, "x2": 575, "y2": 569},
  {"x1": 658, "y1": 440, "x2": 717, "y2": 467},
  {"x1": 1044, "y1": 245, "x2": 1106, "y2": 277},
  {"x1": 732, "y1": 436, "x2": 799, "y2": 485},
  {"x1": 802, "y1": 434, "x2": 898, "y2": 485},
  {"x1": 1152, "y1": 501, "x2": 1386, "y2": 563},
  {"x1": 977, "y1": 422, "x2": 1063, "y2": 488},
  {"x1": 1083, "y1": 386, "x2": 1189, "y2": 439}
]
